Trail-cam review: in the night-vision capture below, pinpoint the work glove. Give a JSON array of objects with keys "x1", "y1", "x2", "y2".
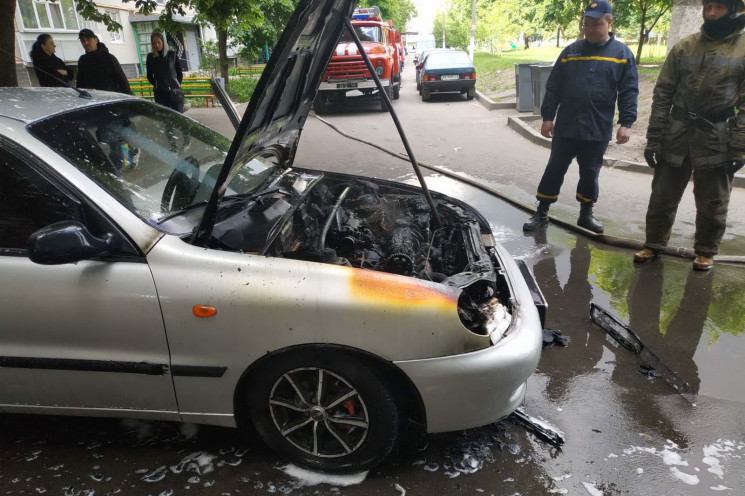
[
  {"x1": 644, "y1": 142, "x2": 663, "y2": 169},
  {"x1": 728, "y1": 149, "x2": 745, "y2": 174},
  {"x1": 644, "y1": 127, "x2": 664, "y2": 169}
]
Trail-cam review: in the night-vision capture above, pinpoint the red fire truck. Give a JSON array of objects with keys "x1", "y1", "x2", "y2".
[{"x1": 314, "y1": 6, "x2": 401, "y2": 113}]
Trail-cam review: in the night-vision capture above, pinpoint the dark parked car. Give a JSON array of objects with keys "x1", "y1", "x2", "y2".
[
  {"x1": 420, "y1": 50, "x2": 477, "y2": 101},
  {"x1": 415, "y1": 48, "x2": 450, "y2": 92}
]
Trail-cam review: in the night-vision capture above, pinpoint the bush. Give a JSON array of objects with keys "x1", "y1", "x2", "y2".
[{"x1": 228, "y1": 77, "x2": 259, "y2": 103}]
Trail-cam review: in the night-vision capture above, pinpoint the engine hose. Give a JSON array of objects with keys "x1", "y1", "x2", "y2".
[
  {"x1": 312, "y1": 113, "x2": 745, "y2": 266},
  {"x1": 318, "y1": 186, "x2": 351, "y2": 251}
]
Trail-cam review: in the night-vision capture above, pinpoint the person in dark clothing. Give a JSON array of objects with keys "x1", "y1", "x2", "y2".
[
  {"x1": 523, "y1": 0, "x2": 638, "y2": 234},
  {"x1": 634, "y1": 0, "x2": 745, "y2": 271},
  {"x1": 30, "y1": 34, "x2": 74, "y2": 87},
  {"x1": 146, "y1": 31, "x2": 184, "y2": 112},
  {"x1": 76, "y1": 29, "x2": 132, "y2": 95}
]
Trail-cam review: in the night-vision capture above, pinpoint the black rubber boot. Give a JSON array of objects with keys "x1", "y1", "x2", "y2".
[
  {"x1": 523, "y1": 202, "x2": 550, "y2": 231},
  {"x1": 577, "y1": 202, "x2": 604, "y2": 233}
]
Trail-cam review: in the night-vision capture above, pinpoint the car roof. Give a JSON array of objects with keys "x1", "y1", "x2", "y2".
[{"x1": 0, "y1": 87, "x2": 133, "y2": 124}]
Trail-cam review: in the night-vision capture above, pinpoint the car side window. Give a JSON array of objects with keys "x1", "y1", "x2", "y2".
[{"x1": 0, "y1": 146, "x2": 80, "y2": 252}]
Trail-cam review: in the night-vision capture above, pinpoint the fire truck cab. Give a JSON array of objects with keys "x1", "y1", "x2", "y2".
[{"x1": 314, "y1": 6, "x2": 401, "y2": 113}]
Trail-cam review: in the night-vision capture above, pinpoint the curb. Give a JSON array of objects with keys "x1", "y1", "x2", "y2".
[
  {"x1": 506, "y1": 115, "x2": 745, "y2": 188},
  {"x1": 475, "y1": 90, "x2": 516, "y2": 111}
]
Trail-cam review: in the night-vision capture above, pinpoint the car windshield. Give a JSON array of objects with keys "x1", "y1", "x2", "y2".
[
  {"x1": 426, "y1": 51, "x2": 472, "y2": 68},
  {"x1": 27, "y1": 100, "x2": 278, "y2": 229},
  {"x1": 339, "y1": 25, "x2": 382, "y2": 43}
]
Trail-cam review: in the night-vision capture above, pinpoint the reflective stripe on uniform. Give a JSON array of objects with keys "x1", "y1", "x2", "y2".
[
  {"x1": 537, "y1": 192, "x2": 559, "y2": 200},
  {"x1": 560, "y1": 56, "x2": 628, "y2": 64}
]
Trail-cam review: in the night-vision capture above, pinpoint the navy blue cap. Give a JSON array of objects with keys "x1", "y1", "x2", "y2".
[{"x1": 585, "y1": 0, "x2": 613, "y2": 18}]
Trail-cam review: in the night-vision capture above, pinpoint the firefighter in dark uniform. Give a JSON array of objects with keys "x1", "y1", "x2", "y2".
[
  {"x1": 523, "y1": 0, "x2": 639, "y2": 233},
  {"x1": 634, "y1": 0, "x2": 745, "y2": 271}
]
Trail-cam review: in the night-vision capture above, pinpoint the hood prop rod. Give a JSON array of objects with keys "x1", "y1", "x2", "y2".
[{"x1": 343, "y1": 18, "x2": 442, "y2": 229}]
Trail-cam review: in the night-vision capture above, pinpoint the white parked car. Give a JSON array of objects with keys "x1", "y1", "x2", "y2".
[{"x1": 0, "y1": 0, "x2": 544, "y2": 474}]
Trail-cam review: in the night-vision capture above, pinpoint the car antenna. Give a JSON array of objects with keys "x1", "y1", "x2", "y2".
[
  {"x1": 1, "y1": 46, "x2": 91, "y2": 99},
  {"x1": 343, "y1": 17, "x2": 442, "y2": 229}
]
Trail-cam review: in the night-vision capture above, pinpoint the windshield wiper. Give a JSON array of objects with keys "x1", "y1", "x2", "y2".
[{"x1": 157, "y1": 200, "x2": 209, "y2": 223}]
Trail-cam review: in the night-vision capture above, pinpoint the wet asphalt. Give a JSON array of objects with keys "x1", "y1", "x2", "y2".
[{"x1": 2, "y1": 59, "x2": 744, "y2": 495}]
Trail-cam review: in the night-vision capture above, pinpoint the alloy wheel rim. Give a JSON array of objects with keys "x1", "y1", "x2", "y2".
[{"x1": 268, "y1": 367, "x2": 370, "y2": 458}]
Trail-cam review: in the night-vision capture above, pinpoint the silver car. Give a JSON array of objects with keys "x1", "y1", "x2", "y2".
[{"x1": 0, "y1": 0, "x2": 544, "y2": 474}]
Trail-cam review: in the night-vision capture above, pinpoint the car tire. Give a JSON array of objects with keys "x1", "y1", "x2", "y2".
[
  {"x1": 246, "y1": 348, "x2": 401, "y2": 474},
  {"x1": 393, "y1": 83, "x2": 400, "y2": 100},
  {"x1": 380, "y1": 84, "x2": 393, "y2": 112},
  {"x1": 422, "y1": 88, "x2": 431, "y2": 101},
  {"x1": 466, "y1": 88, "x2": 475, "y2": 100},
  {"x1": 313, "y1": 93, "x2": 328, "y2": 115}
]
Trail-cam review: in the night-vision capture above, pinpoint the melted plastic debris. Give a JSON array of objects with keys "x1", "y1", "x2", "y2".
[
  {"x1": 511, "y1": 406, "x2": 565, "y2": 448},
  {"x1": 279, "y1": 464, "x2": 368, "y2": 487},
  {"x1": 141, "y1": 465, "x2": 168, "y2": 482},
  {"x1": 581, "y1": 481, "x2": 603, "y2": 496},
  {"x1": 542, "y1": 329, "x2": 570, "y2": 349},
  {"x1": 170, "y1": 451, "x2": 216, "y2": 475}
]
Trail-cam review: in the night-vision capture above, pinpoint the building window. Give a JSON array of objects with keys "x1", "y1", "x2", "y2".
[
  {"x1": 17, "y1": 0, "x2": 79, "y2": 31},
  {"x1": 105, "y1": 10, "x2": 124, "y2": 43}
]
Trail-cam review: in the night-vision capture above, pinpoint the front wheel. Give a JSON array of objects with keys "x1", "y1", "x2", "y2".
[
  {"x1": 313, "y1": 93, "x2": 329, "y2": 114},
  {"x1": 380, "y1": 84, "x2": 393, "y2": 112},
  {"x1": 246, "y1": 349, "x2": 401, "y2": 474}
]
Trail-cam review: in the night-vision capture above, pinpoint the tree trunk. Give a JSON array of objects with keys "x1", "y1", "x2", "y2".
[
  {"x1": 524, "y1": 35, "x2": 530, "y2": 50},
  {"x1": 0, "y1": 0, "x2": 18, "y2": 86},
  {"x1": 218, "y1": 28, "x2": 230, "y2": 93},
  {"x1": 637, "y1": 10, "x2": 647, "y2": 63},
  {"x1": 556, "y1": 26, "x2": 561, "y2": 47}
]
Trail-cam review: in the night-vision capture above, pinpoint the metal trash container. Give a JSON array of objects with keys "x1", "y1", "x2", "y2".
[
  {"x1": 515, "y1": 63, "x2": 534, "y2": 112},
  {"x1": 530, "y1": 62, "x2": 554, "y2": 115}
]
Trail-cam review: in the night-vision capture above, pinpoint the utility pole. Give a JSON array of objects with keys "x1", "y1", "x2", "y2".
[{"x1": 469, "y1": 0, "x2": 476, "y2": 61}]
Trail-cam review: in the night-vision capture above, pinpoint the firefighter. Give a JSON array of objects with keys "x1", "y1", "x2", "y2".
[
  {"x1": 634, "y1": 0, "x2": 745, "y2": 271},
  {"x1": 523, "y1": 0, "x2": 638, "y2": 234}
]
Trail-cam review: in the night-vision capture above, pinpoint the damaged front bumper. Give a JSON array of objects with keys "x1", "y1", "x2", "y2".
[{"x1": 393, "y1": 244, "x2": 544, "y2": 433}]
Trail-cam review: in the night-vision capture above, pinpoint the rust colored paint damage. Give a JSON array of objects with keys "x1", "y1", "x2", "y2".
[{"x1": 348, "y1": 268, "x2": 457, "y2": 312}]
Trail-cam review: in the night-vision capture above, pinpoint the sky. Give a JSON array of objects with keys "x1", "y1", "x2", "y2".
[{"x1": 407, "y1": 0, "x2": 442, "y2": 39}]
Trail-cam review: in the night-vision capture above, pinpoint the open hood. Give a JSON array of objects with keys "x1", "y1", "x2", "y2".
[{"x1": 193, "y1": 0, "x2": 357, "y2": 243}]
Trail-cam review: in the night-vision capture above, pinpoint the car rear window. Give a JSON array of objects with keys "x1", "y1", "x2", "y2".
[{"x1": 426, "y1": 51, "x2": 472, "y2": 68}]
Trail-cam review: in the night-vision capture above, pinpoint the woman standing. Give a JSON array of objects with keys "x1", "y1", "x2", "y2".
[
  {"x1": 30, "y1": 34, "x2": 74, "y2": 87},
  {"x1": 146, "y1": 32, "x2": 184, "y2": 112}
]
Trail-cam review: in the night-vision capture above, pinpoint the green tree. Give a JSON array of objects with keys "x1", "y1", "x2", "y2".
[
  {"x1": 542, "y1": 0, "x2": 585, "y2": 45},
  {"x1": 230, "y1": 0, "x2": 298, "y2": 66},
  {"x1": 433, "y1": 0, "x2": 473, "y2": 50},
  {"x1": 1, "y1": 0, "x2": 17, "y2": 86},
  {"x1": 612, "y1": 0, "x2": 673, "y2": 63},
  {"x1": 357, "y1": 0, "x2": 418, "y2": 31}
]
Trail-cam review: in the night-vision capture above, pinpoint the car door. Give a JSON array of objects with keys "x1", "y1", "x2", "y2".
[{"x1": 0, "y1": 141, "x2": 178, "y2": 417}]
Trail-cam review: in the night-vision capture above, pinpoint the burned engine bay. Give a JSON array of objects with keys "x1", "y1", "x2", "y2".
[{"x1": 208, "y1": 170, "x2": 514, "y2": 339}]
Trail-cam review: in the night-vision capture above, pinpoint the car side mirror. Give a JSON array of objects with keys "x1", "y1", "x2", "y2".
[{"x1": 27, "y1": 221, "x2": 115, "y2": 265}]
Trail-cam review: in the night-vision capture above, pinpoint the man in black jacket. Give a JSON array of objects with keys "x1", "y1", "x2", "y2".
[
  {"x1": 76, "y1": 29, "x2": 132, "y2": 95},
  {"x1": 523, "y1": 0, "x2": 638, "y2": 233}
]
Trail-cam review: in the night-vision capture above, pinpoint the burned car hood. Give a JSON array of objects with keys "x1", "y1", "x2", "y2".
[{"x1": 194, "y1": 0, "x2": 356, "y2": 242}]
